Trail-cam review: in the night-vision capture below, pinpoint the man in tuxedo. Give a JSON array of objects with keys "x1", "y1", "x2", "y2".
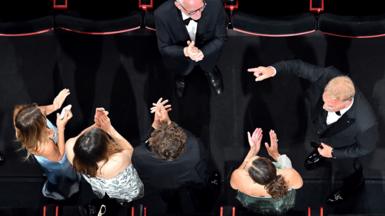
[
  {"x1": 154, "y1": 0, "x2": 227, "y2": 97},
  {"x1": 248, "y1": 59, "x2": 378, "y2": 204}
]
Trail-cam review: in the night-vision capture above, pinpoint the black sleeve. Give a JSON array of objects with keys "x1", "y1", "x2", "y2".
[
  {"x1": 273, "y1": 59, "x2": 340, "y2": 83},
  {"x1": 333, "y1": 124, "x2": 378, "y2": 159}
]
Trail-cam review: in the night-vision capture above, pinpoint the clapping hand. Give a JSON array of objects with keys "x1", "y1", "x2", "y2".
[
  {"x1": 53, "y1": 88, "x2": 70, "y2": 110},
  {"x1": 247, "y1": 66, "x2": 276, "y2": 82},
  {"x1": 247, "y1": 128, "x2": 263, "y2": 155},
  {"x1": 94, "y1": 107, "x2": 112, "y2": 132},
  {"x1": 56, "y1": 107, "x2": 73, "y2": 131},
  {"x1": 265, "y1": 130, "x2": 281, "y2": 161},
  {"x1": 150, "y1": 98, "x2": 172, "y2": 129},
  {"x1": 185, "y1": 41, "x2": 204, "y2": 62}
]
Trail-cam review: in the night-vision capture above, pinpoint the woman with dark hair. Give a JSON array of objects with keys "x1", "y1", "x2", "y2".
[
  {"x1": 230, "y1": 128, "x2": 303, "y2": 215},
  {"x1": 66, "y1": 108, "x2": 143, "y2": 204},
  {"x1": 13, "y1": 89, "x2": 80, "y2": 200}
]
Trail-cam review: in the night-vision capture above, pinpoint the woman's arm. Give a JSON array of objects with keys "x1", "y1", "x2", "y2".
[
  {"x1": 283, "y1": 168, "x2": 303, "y2": 190},
  {"x1": 238, "y1": 128, "x2": 263, "y2": 169},
  {"x1": 95, "y1": 109, "x2": 133, "y2": 153},
  {"x1": 39, "y1": 89, "x2": 70, "y2": 116}
]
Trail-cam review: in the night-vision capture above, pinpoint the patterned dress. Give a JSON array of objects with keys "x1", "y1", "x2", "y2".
[{"x1": 82, "y1": 164, "x2": 144, "y2": 203}]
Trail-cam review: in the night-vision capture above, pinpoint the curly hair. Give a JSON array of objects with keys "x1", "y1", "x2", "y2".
[
  {"x1": 248, "y1": 157, "x2": 289, "y2": 199},
  {"x1": 148, "y1": 121, "x2": 187, "y2": 161},
  {"x1": 13, "y1": 104, "x2": 47, "y2": 159}
]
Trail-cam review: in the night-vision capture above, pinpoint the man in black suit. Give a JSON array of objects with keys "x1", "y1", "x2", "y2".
[
  {"x1": 154, "y1": 0, "x2": 227, "y2": 97},
  {"x1": 132, "y1": 98, "x2": 208, "y2": 192},
  {"x1": 248, "y1": 59, "x2": 378, "y2": 204}
]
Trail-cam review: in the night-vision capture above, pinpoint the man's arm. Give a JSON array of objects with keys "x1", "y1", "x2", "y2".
[
  {"x1": 272, "y1": 59, "x2": 339, "y2": 82},
  {"x1": 248, "y1": 59, "x2": 340, "y2": 83},
  {"x1": 154, "y1": 11, "x2": 186, "y2": 59},
  {"x1": 199, "y1": 2, "x2": 227, "y2": 58}
]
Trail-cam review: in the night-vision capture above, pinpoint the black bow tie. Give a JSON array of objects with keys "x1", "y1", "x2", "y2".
[
  {"x1": 183, "y1": 18, "x2": 192, "y2": 26},
  {"x1": 335, "y1": 111, "x2": 341, "y2": 116}
]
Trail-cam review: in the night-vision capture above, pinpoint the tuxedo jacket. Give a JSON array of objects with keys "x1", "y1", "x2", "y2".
[
  {"x1": 154, "y1": 0, "x2": 227, "y2": 75},
  {"x1": 273, "y1": 60, "x2": 378, "y2": 159},
  {"x1": 132, "y1": 129, "x2": 208, "y2": 192}
]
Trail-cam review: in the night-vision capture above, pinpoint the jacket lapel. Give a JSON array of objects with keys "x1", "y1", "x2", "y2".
[
  {"x1": 175, "y1": 8, "x2": 192, "y2": 41},
  {"x1": 195, "y1": 10, "x2": 208, "y2": 44},
  {"x1": 321, "y1": 114, "x2": 355, "y2": 137}
]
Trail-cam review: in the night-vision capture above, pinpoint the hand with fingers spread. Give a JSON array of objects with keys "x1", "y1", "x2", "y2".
[
  {"x1": 150, "y1": 98, "x2": 172, "y2": 129},
  {"x1": 247, "y1": 66, "x2": 276, "y2": 82},
  {"x1": 53, "y1": 88, "x2": 71, "y2": 110},
  {"x1": 265, "y1": 129, "x2": 281, "y2": 161},
  {"x1": 247, "y1": 128, "x2": 263, "y2": 155}
]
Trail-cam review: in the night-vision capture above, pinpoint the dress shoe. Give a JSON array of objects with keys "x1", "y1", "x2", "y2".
[
  {"x1": 0, "y1": 151, "x2": 5, "y2": 165},
  {"x1": 326, "y1": 190, "x2": 345, "y2": 204},
  {"x1": 175, "y1": 78, "x2": 186, "y2": 98},
  {"x1": 304, "y1": 150, "x2": 323, "y2": 170},
  {"x1": 205, "y1": 66, "x2": 223, "y2": 95}
]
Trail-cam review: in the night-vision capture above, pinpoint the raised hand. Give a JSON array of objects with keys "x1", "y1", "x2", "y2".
[
  {"x1": 53, "y1": 88, "x2": 70, "y2": 110},
  {"x1": 94, "y1": 108, "x2": 112, "y2": 132},
  {"x1": 56, "y1": 107, "x2": 73, "y2": 131},
  {"x1": 247, "y1": 128, "x2": 263, "y2": 155},
  {"x1": 150, "y1": 98, "x2": 172, "y2": 129},
  {"x1": 265, "y1": 129, "x2": 281, "y2": 161},
  {"x1": 247, "y1": 66, "x2": 276, "y2": 82}
]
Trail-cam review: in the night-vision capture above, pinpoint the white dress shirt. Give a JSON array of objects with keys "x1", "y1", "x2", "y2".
[
  {"x1": 270, "y1": 66, "x2": 354, "y2": 126},
  {"x1": 326, "y1": 98, "x2": 354, "y2": 125},
  {"x1": 181, "y1": 12, "x2": 197, "y2": 41}
]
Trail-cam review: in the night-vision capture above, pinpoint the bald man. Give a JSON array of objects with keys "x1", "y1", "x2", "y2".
[
  {"x1": 248, "y1": 60, "x2": 378, "y2": 204},
  {"x1": 154, "y1": 0, "x2": 227, "y2": 97}
]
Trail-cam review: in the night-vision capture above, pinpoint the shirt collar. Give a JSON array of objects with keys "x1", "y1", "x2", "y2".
[
  {"x1": 181, "y1": 11, "x2": 196, "y2": 23},
  {"x1": 339, "y1": 97, "x2": 354, "y2": 116}
]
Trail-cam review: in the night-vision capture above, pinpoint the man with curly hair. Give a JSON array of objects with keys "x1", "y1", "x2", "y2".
[{"x1": 132, "y1": 98, "x2": 208, "y2": 192}]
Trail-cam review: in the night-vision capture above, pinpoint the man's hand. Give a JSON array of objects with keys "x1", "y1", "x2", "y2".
[
  {"x1": 318, "y1": 143, "x2": 333, "y2": 158},
  {"x1": 53, "y1": 88, "x2": 70, "y2": 110},
  {"x1": 247, "y1": 128, "x2": 263, "y2": 155},
  {"x1": 265, "y1": 129, "x2": 281, "y2": 161},
  {"x1": 150, "y1": 98, "x2": 172, "y2": 129},
  {"x1": 247, "y1": 66, "x2": 276, "y2": 82},
  {"x1": 184, "y1": 41, "x2": 204, "y2": 62}
]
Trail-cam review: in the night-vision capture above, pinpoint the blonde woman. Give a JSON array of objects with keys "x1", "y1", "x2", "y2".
[{"x1": 13, "y1": 89, "x2": 80, "y2": 200}]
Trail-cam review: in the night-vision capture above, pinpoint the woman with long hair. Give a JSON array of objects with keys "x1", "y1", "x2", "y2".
[
  {"x1": 13, "y1": 89, "x2": 80, "y2": 200},
  {"x1": 66, "y1": 108, "x2": 143, "y2": 204},
  {"x1": 230, "y1": 128, "x2": 303, "y2": 215}
]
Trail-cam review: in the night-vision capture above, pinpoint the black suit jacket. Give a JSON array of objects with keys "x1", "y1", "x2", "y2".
[
  {"x1": 273, "y1": 60, "x2": 378, "y2": 159},
  {"x1": 154, "y1": 0, "x2": 227, "y2": 75},
  {"x1": 132, "y1": 129, "x2": 208, "y2": 192}
]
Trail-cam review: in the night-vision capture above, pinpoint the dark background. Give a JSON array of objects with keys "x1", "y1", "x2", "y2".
[{"x1": 1, "y1": 0, "x2": 385, "y2": 215}]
